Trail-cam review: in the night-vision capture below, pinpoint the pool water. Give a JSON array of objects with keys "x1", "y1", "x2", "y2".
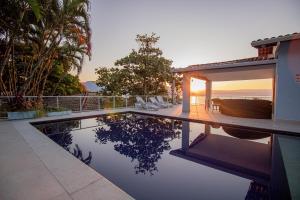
[{"x1": 34, "y1": 113, "x2": 278, "y2": 200}]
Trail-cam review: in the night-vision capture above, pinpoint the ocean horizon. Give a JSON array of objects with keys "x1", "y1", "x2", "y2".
[{"x1": 190, "y1": 89, "x2": 272, "y2": 105}]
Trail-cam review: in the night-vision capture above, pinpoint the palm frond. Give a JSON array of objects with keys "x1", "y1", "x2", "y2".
[{"x1": 26, "y1": 0, "x2": 42, "y2": 21}]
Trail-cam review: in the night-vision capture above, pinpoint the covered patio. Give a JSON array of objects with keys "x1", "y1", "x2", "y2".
[
  {"x1": 175, "y1": 57, "x2": 275, "y2": 115},
  {"x1": 172, "y1": 33, "x2": 300, "y2": 122}
]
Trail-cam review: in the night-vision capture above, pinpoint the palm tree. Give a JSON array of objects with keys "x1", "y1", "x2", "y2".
[
  {"x1": 0, "y1": 0, "x2": 91, "y2": 110},
  {"x1": 22, "y1": 0, "x2": 91, "y2": 95}
]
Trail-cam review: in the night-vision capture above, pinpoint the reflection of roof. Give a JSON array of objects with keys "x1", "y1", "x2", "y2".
[
  {"x1": 173, "y1": 57, "x2": 276, "y2": 73},
  {"x1": 171, "y1": 133, "x2": 271, "y2": 180},
  {"x1": 82, "y1": 81, "x2": 103, "y2": 92},
  {"x1": 251, "y1": 32, "x2": 300, "y2": 48}
]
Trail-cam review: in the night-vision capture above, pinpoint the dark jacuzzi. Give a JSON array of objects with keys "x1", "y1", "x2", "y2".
[{"x1": 218, "y1": 99, "x2": 272, "y2": 119}]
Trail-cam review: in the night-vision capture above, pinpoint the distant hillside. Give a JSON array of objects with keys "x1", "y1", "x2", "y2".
[{"x1": 82, "y1": 81, "x2": 103, "y2": 93}]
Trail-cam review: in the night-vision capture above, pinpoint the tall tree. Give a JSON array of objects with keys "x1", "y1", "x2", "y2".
[
  {"x1": 96, "y1": 33, "x2": 177, "y2": 96},
  {"x1": 44, "y1": 63, "x2": 84, "y2": 96},
  {"x1": 0, "y1": 0, "x2": 91, "y2": 109}
]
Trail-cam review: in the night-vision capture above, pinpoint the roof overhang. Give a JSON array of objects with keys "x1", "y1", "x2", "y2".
[
  {"x1": 173, "y1": 59, "x2": 277, "y2": 73},
  {"x1": 200, "y1": 64, "x2": 275, "y2": 81},
  {"x1": 173, "y1": 59, "x2": 277, "y2": 82}
]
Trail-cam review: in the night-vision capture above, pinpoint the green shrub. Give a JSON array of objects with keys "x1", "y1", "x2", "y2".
[
  {"x1": 35, "y1": 109, "x2": 46, "y2": 118},
  {"x1": 45, "y1": 107, "x2": 69, "y2": 112}
]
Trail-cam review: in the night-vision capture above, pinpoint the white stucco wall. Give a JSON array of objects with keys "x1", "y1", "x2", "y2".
[{"x1": 274, "y1": 39, "x2": 300, "y2": 121}]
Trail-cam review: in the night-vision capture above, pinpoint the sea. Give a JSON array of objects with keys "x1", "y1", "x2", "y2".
[{"x1": 190, "y1": 89, "x2": 272, "y2": 105}]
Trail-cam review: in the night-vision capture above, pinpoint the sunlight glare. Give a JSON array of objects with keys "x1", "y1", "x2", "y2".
[{"x1": 191, "y1": 78, "x2": 206, "y2": 93}]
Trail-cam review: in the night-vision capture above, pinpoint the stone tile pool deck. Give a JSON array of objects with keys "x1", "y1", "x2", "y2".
[{"x1": 0, "y1": 105, "x2": 300, "y2": 200}]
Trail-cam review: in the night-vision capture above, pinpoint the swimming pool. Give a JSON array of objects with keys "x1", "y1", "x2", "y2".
[{"x1": 33, "y1": 112, "x2": 291, "y2": 200}]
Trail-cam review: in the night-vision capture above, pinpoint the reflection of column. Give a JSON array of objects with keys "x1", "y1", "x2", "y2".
[
  {"x1": 55, "y1": 123, "x2": 59, "y2": 134},
  {"x1": 182, "y1": 74, "x2": 191, "y2": 113},
  {"x1": 204, "y1": 124, "x2": 211, "y2": 134},
  {"x1": 205, "y1": 80, "x2": 212, "y2": 110},
  {"x1": 272, "y1": 75, "x2": 275, "y2": 120},
  {"x1": 182, "y1": 121, "x2": 190, "y2": 152}
]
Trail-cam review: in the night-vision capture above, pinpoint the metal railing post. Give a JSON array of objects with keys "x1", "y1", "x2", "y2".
[
  {"x1": 79, "y1": 96, "x2": 82, "y2": 112},
  {"x1": 98, "y1": 96, "x2": 101, "y2": 111},
  {"x1": 125, "y1": 97, "x2": 128, "y2": 108},
  {"x1": 167, "y1": 96, "x2": 169, "y2": 107},
  {"x1": 56, "y1": 96, "x2": 59, "y2": 109},
  {"x1": 113, "y1": 96, "x2": 115, "y2": 109}
]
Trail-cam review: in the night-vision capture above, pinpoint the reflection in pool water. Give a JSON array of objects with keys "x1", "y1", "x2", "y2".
[
  {"x1": 94, "y1": 115, "x2": 181, "y2": 175},
  {"x1": 34, "y1": 113, "x2": 287, "y2": 200},
  {"x1": 222, "y1": 126, "x2": 271, "y2": 140}
]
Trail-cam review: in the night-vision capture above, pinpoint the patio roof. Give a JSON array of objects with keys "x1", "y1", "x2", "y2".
[{"x1": 173, "y1": 57, "x2": 276, "y2": 74}]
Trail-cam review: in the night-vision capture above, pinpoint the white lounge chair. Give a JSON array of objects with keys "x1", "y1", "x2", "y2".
[
  {"x1": 149, "y1": 97, "x2": 168, "y2": 108},
  {"x1": 156, "y1": 96, "x2": 173, "y2": 108},
  {"x1": 135, "y1": 96, "x2": 159, "y2": 111}
]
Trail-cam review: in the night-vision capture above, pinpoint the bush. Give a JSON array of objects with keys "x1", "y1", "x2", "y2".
[
  {"x1": 45, "y1": 107, "x2": 69, "y2": 112},
  {"x1": 219, "y1": 99, "x2": 272, "y2": 119}
]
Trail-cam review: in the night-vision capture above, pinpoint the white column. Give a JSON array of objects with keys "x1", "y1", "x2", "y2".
[
  {"x1": 272, "y1": 75, "x2": 275, "y2": 120},
  {"x1": 182, "y1": 74, "x2": 191, "y2": 113},
  {"x1": 205, "y1": 80, "x2": 212, "y2": 110},
  {"x1": 171, "y1": 79, "x2": 176, "y2": 104}
]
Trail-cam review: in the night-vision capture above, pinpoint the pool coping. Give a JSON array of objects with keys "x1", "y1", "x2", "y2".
[
  {"x1": 1, "y1": 107, "x2": 300, "y2": 200},
  {"x1": 130, "y1": 111, "x2": 300, "y2": 136},
  {"x1": 31, "y1": 110, "x2": 300, "y2": 137}
]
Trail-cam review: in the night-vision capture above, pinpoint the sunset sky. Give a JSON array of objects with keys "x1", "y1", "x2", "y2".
[{"x1": 80, "y1": 0, "x2": 300, "y2": 90}]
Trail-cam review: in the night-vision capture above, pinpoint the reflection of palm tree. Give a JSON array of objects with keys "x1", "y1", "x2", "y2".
[
  {"x1": 36, "y1": 120, "x2": 80, "y2": 151},
  {"x1": 36, "y1": 120, "x2": 93, "y2": 165},
  {"x1": 72, "y1": 144, "x2": 92, "y2": 165},
  {"x1": 94, "y1": 114, "x2": 182, "y2": 175},
  {"x1": 51, "y1": 131, "x2": 73, "y2": 151}
]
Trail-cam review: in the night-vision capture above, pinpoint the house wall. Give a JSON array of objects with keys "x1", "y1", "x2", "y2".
[{"x1": 274, "y1": 39, "x2": 300, "y2": 121}]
